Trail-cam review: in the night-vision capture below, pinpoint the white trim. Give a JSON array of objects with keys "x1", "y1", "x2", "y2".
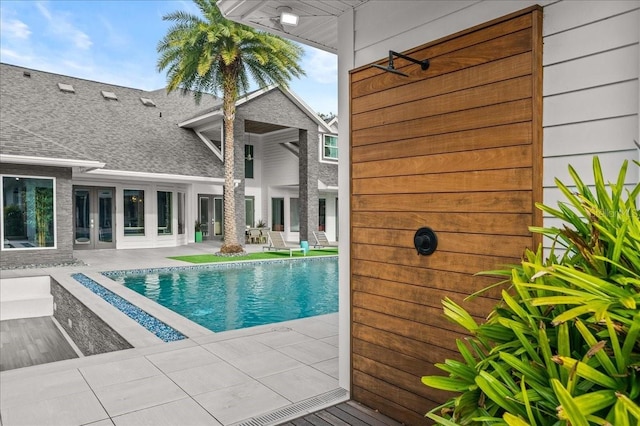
[
  {"x1": 0, "y1": 154, "x2": 105, "y2": 170},
  {"x1": 178, "y1": 109, "x2": 223, "y2": 128},
  {"x1": 195, "y1": 130, "x2": 224, "y2": 161},
  {"x1": 82, "y1": 168, "x2": 240, "y2": 185},
  {"x1": 1, "y1": 174, "x2": 58, "y2": 251},
  {"x1": 279, "y1": 88, "x2": 334, "y2": 132},
  {"x1": 179, "y1": 85, "x2": 334, "y2": 133},
  {"x1": 320, "y1": 133, "x2": 339, "y2": 163}
]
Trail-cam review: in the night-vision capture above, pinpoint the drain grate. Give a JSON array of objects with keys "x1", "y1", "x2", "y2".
[{"x1": 231, "y1": 388, "x2": 348, "y2": 426}]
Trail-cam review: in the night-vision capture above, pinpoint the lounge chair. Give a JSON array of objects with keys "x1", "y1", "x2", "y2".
[
  {"x1": 263, "y1": 231, "x2": 306, "y2": 256},
  {"x1": 312, "y1": 231, "x2": 339, "y2": 248}
]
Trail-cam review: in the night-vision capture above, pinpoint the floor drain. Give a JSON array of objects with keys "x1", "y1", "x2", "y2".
[{"x1": 231, "y1": 388, "x2": 348, "y2": 426}]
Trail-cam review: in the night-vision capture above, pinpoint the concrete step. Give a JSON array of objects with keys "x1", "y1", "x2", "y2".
[
  {"x1": 0, "y1": 276, "x2": 53, "y2": 321},
  {"x1": 1, "y1": 296, "x2": 54, "y2": 321}
]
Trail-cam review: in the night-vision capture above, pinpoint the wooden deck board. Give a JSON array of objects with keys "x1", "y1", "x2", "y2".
[
  {"x1": 0, "y1": 316, "x2": 78, "y2": 371},
  {"x1": 280, "y1": 401, "x2": 402, "y2": 426}
]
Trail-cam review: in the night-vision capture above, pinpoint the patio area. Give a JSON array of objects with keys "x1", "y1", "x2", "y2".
[{"x1": 0, "y1": 240, "x2": 346, "y2": 425}]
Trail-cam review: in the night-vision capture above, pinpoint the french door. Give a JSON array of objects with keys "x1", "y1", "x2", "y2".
[
  {"x1": 73, "y1": 187, "x2": 115, "y2": 249},
  {"x1": 198, "y1": 195, "x2": 223, "y2": 238}
]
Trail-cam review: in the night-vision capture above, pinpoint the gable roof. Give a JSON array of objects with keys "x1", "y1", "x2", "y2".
[
  {"x1": 0, "y1": 63, "x2": 224, "y2": 178},
  {"x1": 178, "y1": 85, "x2": 334, "y2": 133}
]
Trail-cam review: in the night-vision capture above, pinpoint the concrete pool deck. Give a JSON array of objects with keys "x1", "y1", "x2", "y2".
[{"x1": 0, "y1": 241, "x2": 345, "y2": 426}]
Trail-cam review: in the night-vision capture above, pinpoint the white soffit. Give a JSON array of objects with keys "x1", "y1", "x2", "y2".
[{"x1": 217, "y1": 0, "x2": 370, "y2": 54}]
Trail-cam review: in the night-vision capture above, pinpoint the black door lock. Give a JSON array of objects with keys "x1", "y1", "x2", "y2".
[{"x1": 414, "y1": 227, "x2": 437, "y2": 255}]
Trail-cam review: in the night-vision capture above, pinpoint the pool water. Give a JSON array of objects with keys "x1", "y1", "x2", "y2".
[{"x1": 112, "y1": 258, "x2": 338, "y2": 332}]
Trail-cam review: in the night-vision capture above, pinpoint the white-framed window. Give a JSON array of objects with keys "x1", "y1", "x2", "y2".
[
  {"x1": 157, "y1": 191, "x2": 172, "y2": 235},
  {"x1": 124, "y1": 189, "x2": 145, "y2": 236},
  {"x1": 290, "y1": 197, "x2": 300, "y2": 232},
  {"x1": 1, "y1": 175, "x2": 56, "y2": 250},
  {"x1": 322, "y1": 134, "x2": 338, "y2": 161},
  {"x1": 177, "y1": 192, "x2": 185, "y2": 235}
]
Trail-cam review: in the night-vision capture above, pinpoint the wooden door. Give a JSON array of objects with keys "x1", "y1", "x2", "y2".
[{"x1": 349, "y1": 7, "x2": 543, "y2": 424}]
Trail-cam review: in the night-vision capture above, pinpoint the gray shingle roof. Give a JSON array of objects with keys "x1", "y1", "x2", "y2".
[{"x1": 0, "y1": 63, "x2": 224, "y2": 178}]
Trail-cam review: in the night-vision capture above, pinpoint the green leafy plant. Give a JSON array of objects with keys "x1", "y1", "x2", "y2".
[{"x1": 422, "y1": 157, "x2": 640, "y2": 426}]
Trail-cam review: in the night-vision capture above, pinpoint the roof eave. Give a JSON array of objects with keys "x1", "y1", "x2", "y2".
[
  {"x1": 82, "y1": 168, "x2": 240, "y2": 185},
  {"x1": 0, "y1": 154, "x2": 105, "y2": 170}
]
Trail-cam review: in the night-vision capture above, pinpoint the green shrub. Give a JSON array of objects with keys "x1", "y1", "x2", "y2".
[{"x1": 422, "y1": 157, "x2": 640, "y2": 426}]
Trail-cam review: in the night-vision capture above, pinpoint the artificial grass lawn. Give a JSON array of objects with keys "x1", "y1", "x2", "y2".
[{"x1": 169, "y1": 248, "x2": 338, "y2": 264}]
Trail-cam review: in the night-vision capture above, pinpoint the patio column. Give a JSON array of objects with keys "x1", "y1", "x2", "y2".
[{"x1": 298, "y1": 128, "x2": 319, "y2": 243}]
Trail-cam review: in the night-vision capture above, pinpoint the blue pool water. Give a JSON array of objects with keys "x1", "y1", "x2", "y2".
[{"x1": 110, "y1": 258, "x2": 338, "y2": 332}]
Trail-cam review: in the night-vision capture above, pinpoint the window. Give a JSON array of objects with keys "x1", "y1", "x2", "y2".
[
  {"x1": 272, "y1": 198, "x2": 284, "y2": 231},
  {"x1": 124, "y1": 189, "x2": 144, "y2": 235},
  {"x1": 245, "y1": 197, "x2": 255, "y2": 228},
  {"x1": 290, "y1": 198, "x2": 299, "y2": 232},
  {"x1": 245, "y1": 145, "x2": 254, "y2": 178},
  {"x1": 157, "y1": 191, "x2": 172, "y2": 235},
  {"x1": 322, "y1": 134, "x2": 338, "y2": 161},
  {"x1": 319, "y1": 198, "x2": 326, "y2": 231},
  {"x1": 2, "y1": 176, "x2": 56, "y2": 249},
  {"x1": 177, "y1": 192, "x2": 185, "y2": 235}
]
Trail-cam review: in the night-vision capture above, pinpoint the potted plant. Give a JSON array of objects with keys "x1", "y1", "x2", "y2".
[
  {"x1": 194, "y1": 220, "x2": 203, "y2": 243},
  {"x1": 256, "y1": 219, "x2": 267, "y2": 228}
]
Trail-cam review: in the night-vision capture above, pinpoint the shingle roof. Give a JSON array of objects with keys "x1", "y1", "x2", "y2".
[{"x1": 0, "y1": 63, "x2": 224, "y2": 178}]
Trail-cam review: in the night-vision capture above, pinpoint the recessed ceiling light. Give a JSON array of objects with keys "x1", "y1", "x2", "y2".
[{"x1": 278, "y1": 6, "x2": 299, "y2": 26}]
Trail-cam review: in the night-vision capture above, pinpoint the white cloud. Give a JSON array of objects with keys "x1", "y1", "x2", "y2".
[
  {"x1": 304, "y1": 48, "x2": 337, "y2": 85},
  {"x1": 99, "y1": 16, "x2": 129, "y2": 48},
  {"x1": 0, "y1": 48, "x2": 32, "y2": 63},
  {"x1": 36, "y1": 1, "x2": 92, "y2": 50},
  {"x1": 0, "y1": 18, "x2": 31, "y2": 40}
]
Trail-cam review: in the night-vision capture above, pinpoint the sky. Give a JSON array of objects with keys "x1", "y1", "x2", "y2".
[{"x1": 0, "y1": 0, "x2": 338, "y2": 115}]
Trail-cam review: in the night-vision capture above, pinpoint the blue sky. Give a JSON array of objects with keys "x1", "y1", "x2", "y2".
[{"x1": 0, "y1": 0, "x2": 338, "y2": 115}]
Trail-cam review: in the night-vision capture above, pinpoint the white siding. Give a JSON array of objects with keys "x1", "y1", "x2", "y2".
[
  {"x1": 541, "y1": 2, "x2": 639, "y2": 237},
  {"x1": 261, "y1": 128, "x2": 300, "y2": 187}
]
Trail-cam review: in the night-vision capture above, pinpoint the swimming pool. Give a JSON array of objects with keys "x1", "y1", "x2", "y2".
[{"x1": 108, "y1": 258, "x2": 338, "y2": 332}]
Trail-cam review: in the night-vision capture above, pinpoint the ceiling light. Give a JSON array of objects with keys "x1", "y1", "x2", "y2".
[{"x1": 279, "y1": 6, "x2": 299, "y2": 26}]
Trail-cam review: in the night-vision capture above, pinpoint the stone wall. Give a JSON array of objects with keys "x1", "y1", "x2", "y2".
[
  {"x1": 51, "y1": 278, "x2": 132, "y2": 355},
  {"x1": 1, "y1": 164, "x2": 74, "y2": 268}
]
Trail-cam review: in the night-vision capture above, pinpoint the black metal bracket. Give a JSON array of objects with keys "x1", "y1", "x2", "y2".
[
  {"x1": 414, "y1": 227, "x2": 437, "y2": 256},
  {"x1": 372, "y1": 50, "x2": 430, "y2": 77}
]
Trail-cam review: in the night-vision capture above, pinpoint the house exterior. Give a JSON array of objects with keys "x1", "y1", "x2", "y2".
[
  {"x1": 217, "y1": 0, "x2": 640, "y2": 424},
  {"x1": 0, "y1": 63, "x2": 339, "y2": 268}
]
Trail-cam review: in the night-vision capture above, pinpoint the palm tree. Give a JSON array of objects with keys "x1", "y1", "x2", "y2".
[{"x1": 157, "y1": 0, "x2": 305, "y2": 252}]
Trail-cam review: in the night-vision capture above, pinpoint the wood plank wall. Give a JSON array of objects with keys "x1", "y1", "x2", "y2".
[{"x1": 349, "y1": 7, "x2": 543, "y2": 425}]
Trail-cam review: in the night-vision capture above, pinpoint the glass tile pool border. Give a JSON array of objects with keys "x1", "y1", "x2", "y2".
[
  {"x1": 71, "y1": 273, "x2": 186, "y2": 342},
  {"x1": 101, "y1": 255, "x2": 338, "y2": 278}
]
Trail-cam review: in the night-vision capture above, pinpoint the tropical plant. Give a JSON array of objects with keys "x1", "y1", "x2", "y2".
[
  {"x1": 3, "y1": 204, "x2": 24, "y2": 237},
  {"x1": 422, "y1": 156, "x2": 640, "y2": 426},
  {"x1": 157, "y1": 0, "x2": 305, "y2": 253},
  {"x1": 35, "y1": 187, "x2": 53, "y2": 247}
]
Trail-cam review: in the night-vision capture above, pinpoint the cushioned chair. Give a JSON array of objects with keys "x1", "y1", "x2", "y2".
[{"x1": 249, "y1": 229, "x2": 261, "y2": 244}]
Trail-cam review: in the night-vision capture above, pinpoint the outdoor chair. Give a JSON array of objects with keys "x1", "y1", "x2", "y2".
[
  {"x1": 248, "y1": 228, "x2": 261, "y2": 244},
  {"x1": 263, "y1": 231, "x2": 305, "y2": 256},
  {"x1": 312, "y1": 231, "x2": 339, "y2": 248}
]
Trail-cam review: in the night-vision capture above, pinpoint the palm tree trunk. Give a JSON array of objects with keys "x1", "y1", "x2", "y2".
[{"x1": 222, "y1": 76, "x2": 238, "y2": 249}]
